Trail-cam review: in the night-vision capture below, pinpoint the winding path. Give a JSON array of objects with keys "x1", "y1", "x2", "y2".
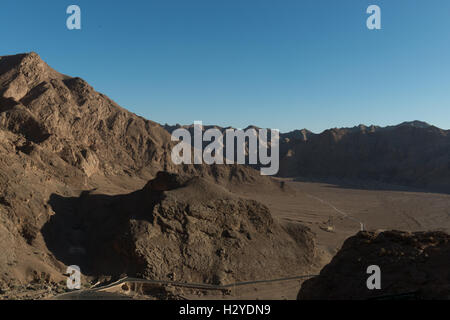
[{"x1": 306, "y1": 193, "x2": 365, "y2": 231}]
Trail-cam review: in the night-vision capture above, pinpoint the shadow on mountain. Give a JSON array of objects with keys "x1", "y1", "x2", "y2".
[
  {"x1": 42, "y1": 189, "x2": 158, "y2": 278},
  {"x1": 293, "y1": 176, "x2": 450, "y2": 195},
  {"x1": 280, "y1": 124, "x2": 450, "y2": 193}
]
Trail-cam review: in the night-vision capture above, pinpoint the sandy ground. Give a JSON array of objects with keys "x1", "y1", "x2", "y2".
[{"x1": 241, "y1": 179, "x2": 450, "y2": 258}]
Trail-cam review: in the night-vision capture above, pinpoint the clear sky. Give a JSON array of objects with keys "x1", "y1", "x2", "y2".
[{"x1": 1, "y1": 0, "x2": 449, "y2": 133}]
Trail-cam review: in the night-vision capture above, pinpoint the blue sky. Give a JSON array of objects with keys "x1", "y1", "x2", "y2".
[{"x1": 1, "y1": 0, "x2": 449, "y2": 133}]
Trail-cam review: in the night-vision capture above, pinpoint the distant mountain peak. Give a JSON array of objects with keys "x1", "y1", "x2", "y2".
[
  {"x1": 397, "y1": 120, "x2": 431, "y2": 128},
  {"x1": 0, "y1": 52, "x2": 68, "y2": 102},
  {"x1": 1, "y1": 52, "x2": 49, "y2": 74}
]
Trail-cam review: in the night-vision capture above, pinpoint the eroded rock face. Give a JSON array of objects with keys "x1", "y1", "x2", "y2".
[
  {"x1": 43, "y1": 172, "x2": 316, "y2": 285},
  {"x1": 0, "y1": 52, "x2": 176, "y2": 178},
  {"x1": 297, "y1": 230, "x2": 450, "y2": 300}
]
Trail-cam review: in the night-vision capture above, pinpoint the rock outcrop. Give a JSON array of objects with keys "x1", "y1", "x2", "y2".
[
  {"x1": 43, "y1": 172, "x2": 315, "y2": 284},
  {"x1": 298, "y1": 230, "x2": 450, "y2": 300},
  {"x1": 43, "y1": 172, "x2": 316, "y2": 285}
]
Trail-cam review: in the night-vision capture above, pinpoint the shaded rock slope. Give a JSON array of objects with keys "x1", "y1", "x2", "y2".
[
  {"x1": 43, "y1": 172, "x2": 316, "y2": 285},
  {"x1": 279, "y1": 123, "x2": 450, "y2": 192},
  {"x1": 298, "y1": 230, "x2": 450, "y2": 300}
]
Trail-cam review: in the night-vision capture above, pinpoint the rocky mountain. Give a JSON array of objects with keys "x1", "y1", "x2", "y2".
[
  {"x1": 298, "y1": 230, "x2": 450, "y2": 300},
  {"x1": 0, "y1": 52, "x2": 177, "y2": 181},
  {"x1": 279, "y1": 122, "x2": 450, "y2": 192}
]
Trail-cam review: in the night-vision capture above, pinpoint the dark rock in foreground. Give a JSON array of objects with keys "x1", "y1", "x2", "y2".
[{"x1": 297, "y1": 230, "x2": 450, "y2": 300}]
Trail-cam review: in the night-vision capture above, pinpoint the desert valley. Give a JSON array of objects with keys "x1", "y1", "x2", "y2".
[{"x1": 0, "y1": 52, "x2": 449, "y2": 300}]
